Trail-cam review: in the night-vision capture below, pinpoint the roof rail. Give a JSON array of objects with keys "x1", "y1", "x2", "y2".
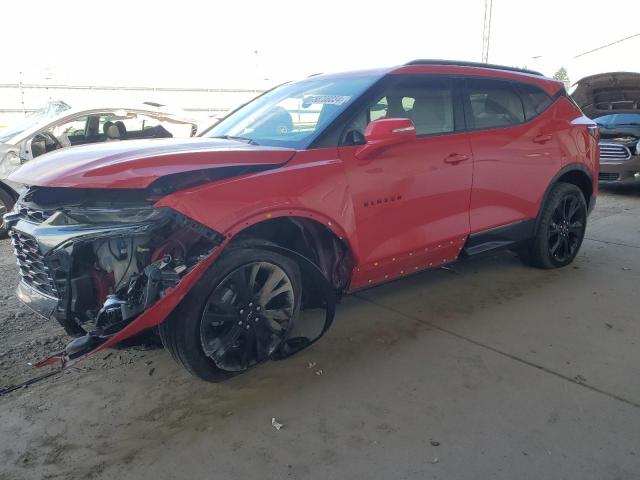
[{"x1": 405, "y1": 59, "x2": 543, "y2": 76}]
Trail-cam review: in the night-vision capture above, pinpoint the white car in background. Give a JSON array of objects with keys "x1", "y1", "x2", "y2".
[{"x1": 0, "y1": 102, "x2": 198, "y2": 233}]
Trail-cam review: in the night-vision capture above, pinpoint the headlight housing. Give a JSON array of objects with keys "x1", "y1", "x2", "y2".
[{"x1": 49, "y1": 205, "x2": 166, "y2": 226}]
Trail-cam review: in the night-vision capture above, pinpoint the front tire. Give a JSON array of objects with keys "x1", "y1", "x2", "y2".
[
  {"x1": 158, "y1": 246, "x2": 302, "y2": 382},
  {"x1": 518, "y1": 182, "x2": 587, "y2": 269}
]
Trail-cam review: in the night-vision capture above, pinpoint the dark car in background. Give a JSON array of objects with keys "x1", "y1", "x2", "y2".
[{"x1": 572, "y1": 72, "x2": 640, "y2": 185}]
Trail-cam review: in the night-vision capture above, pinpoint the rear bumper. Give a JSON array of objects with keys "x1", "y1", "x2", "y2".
[{"x1": 599, "y1": 155, "x2": 640, "y2": 184}]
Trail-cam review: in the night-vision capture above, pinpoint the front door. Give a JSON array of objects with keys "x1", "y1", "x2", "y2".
[{"x1": 338, "y1": 75, "x2": 473, "y2": 288}]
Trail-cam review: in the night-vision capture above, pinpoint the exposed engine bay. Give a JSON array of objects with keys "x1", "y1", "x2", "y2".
[{"x1": 5, "y1": 186, "x2": 222, "y2": 355}]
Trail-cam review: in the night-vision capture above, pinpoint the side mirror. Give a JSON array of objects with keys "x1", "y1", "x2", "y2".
[{"x1": 355, "y1": 118, "x2": 416, "y2": 160}]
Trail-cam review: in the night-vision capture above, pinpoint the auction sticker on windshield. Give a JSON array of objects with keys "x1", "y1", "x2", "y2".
[{"x1": 302, "y1": 95, "x2": 351, "y2": 107}]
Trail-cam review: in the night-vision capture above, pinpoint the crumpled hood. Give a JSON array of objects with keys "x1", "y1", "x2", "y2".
[
  {"x1": 8, "y1": 138, "x2": 295, "y2": 189},
  {"x1": 572, "y1": 72, "x2": 640, "y2": 119}
]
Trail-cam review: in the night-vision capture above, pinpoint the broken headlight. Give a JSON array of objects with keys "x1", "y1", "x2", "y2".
[{"x1": 49, "y1": 205, "x2": 165, "y2": 226}]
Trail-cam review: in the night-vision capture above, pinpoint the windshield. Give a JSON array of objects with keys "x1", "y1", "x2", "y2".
[
  {"x1": 596, "y1": 113, "x2": 640, "y2": 127},
  {"x1": 205, "y1": 76, "x2": 378, "y2": 148},
  {"x1": 0, "y1": 101, "x2": 71, "y2": 143}
]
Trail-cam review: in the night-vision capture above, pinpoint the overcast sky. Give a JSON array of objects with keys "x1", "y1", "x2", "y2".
[{"x1": 4, "y1": 0, "x2": 640, "y2": 88}]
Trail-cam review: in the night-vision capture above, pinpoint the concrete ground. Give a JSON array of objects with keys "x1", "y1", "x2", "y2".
[{"x1": 1, "y1": 188, "x2": 639, "y2": 480}]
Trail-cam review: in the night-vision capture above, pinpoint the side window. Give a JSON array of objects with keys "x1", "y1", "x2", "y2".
[
  {"x1": 465, "y1": 79, "x2": 525, "y2": 129},
  {"x1": 31, "y1": 116, "x2": 89, "y2": 158},
  {"x1": 46, "y1": 116, "x2": 89, "y2": 146},
  {"x1": 94, "y1": 113, "x2": 189, "y2": 141},
  {"x1": 516, "y1": 82, "x2": 554, "y2": 120},
  {"x1": 370, "y1": 97, "x2": 388, "y2": 121},
  {"x1": 344, "y1": 76, "x2": 455, "y2": 142}
]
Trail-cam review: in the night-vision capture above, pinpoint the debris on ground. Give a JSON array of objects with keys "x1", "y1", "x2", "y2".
[
  {"x1": 430, "y1": 441, "x2": 440, "y2": 447},
  {"x1": 306, "y1": 361, "x2": 317, "y2": 369},
  {"x1": 315, "y1": 369, "x2": 323, "y2": 376},
  {"x1": 574, "y1": 374, "x2": 587, "y2": 383},
  {"x1": 148, "y1": 368, "x2": 155, "y2": 376},
  {"x1": 271, "y1": 417, "x2": 284, "y2": 430},
  {"x1": 622, "y1": 267, "x2": 632, "y2": 271},
  {"x1": 0, "y1": 369, "x2": 62, "y2": 397}
]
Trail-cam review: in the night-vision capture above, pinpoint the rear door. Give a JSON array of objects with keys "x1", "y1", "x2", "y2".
[
  {"x1": 462, "y1": 78, "x2": 562, "y2": 233},
  {"x1": 338, "y1": 75, "x2": 474, "y2": 288}
]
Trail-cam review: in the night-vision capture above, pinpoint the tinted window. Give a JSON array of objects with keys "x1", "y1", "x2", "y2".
[
  {"x1": 344, "y1": 76, "x2": 454, "y2": 141},
  {"x1": 207, "y1": 76, "x2": 377, "y2": 148},
  {"x1": 465, "y1": 79, "x2": 525, "y2": 129},
  {"x1": 517, "y1": 83, "x2": 553, "y2": 120}
]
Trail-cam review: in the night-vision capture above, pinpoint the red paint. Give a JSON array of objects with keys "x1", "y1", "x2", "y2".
[
  {"x1": 8, "y1": 138, "x2": 294, "y2": 189},
  {"x1": 339, "y1": 130, "x2": 474, "y2": 288},
  {"x1": 15, "y1": 62, "x2": 597, "y2": 355},
  {"x1": 355, "y1": 117, "x2": 417, "y2": 159}
]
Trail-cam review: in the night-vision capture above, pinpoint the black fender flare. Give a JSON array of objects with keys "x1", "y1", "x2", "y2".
[{"x1": 535, "y1": 163, "x2": 594, "y2": 233}]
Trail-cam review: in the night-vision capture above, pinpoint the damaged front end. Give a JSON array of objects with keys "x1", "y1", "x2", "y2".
[{"x1": 5, "y1": 187, "x2": 222, "y2": 360}]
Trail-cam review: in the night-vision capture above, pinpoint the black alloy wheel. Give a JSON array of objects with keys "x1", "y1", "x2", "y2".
[
  {"x1": 518, "y1": 182, "x2": 587, "y2": 269},
  {"x1": 200, "y1": 261, "x2": 295, "y2": 372},
  {"x1": 158, "y1": 244, "x2": 302, "y2": 382},
  {"x1": 547, "y1": 192, "x2": 586, "y2": 263}
]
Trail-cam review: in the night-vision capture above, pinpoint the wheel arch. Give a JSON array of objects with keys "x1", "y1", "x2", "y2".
[
  {"x1": 536, "y1": 164, "x2": 594, "y2": 231},
  {"x1": 224, "y1": 214, "x2": 354, "y2": 292}
]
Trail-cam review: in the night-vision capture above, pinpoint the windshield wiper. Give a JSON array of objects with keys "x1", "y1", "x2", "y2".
[{"x1": 210, "y1": 135, "x2": 258, "y2": 145}]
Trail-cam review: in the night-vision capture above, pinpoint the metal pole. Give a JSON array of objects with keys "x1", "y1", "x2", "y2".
[{"x1": 481, "y1": 0, "x2": 493, "y2": 63}]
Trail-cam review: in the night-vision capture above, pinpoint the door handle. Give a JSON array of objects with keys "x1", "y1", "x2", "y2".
[
  {"x1": 444, "y1": 153, "x2": 470, "y2": 165},
  {"x1": 533, "y1": 133, "x2": 553, "y2": 144}
]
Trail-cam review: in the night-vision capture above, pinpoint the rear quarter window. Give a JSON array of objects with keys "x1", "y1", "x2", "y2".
[
  {"x1": 464, "y1": 79, "x2": 525, "y2": 130},
  {"x1": 516, "y1": 83, "x2": 554, "y2": 120}
]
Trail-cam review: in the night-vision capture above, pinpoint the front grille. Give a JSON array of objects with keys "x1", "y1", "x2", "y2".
[
  {"x1": 599, "y1": 143, "x2": 631, "y2": 161},
  {"x1": 599, "y1": 172, "x2": 620, "y2": 182},
  {"x1": 9, "y1": 230, "x2": 58, "y2": 297}
]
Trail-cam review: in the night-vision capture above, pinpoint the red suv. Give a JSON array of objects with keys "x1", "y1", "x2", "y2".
[{"x1": 5, "y1": 60, "x2": 599, "y2": 381}]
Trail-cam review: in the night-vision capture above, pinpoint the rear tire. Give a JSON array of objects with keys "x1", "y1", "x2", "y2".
[
  {"x1": 518, "y1": 182, "x2": 587, "y2": 269},
  {"x1": 158, "y1": 246, "x2": 302, "y2": 382}
]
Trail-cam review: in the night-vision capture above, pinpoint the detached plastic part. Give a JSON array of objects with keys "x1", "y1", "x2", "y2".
[{"x1": 65, "y1": 335, "x2": 104, "y2": 359}]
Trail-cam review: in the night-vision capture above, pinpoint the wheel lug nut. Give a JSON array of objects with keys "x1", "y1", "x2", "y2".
[
  {"x1": 256, "y1": 306, "x2": 261, "y2": 311},
  {"x1": 246, "y1": 325, "x2": 250, "y2": 329},
  {"x1": 249, "y1": 302, "x2": 253, "y2": 307},
  {"x1": 239, "y1": 309, "x2": 244, "y2": 315},
  {"x1": 238, "y1": 321, "x2": 242, "y2": 325}
]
